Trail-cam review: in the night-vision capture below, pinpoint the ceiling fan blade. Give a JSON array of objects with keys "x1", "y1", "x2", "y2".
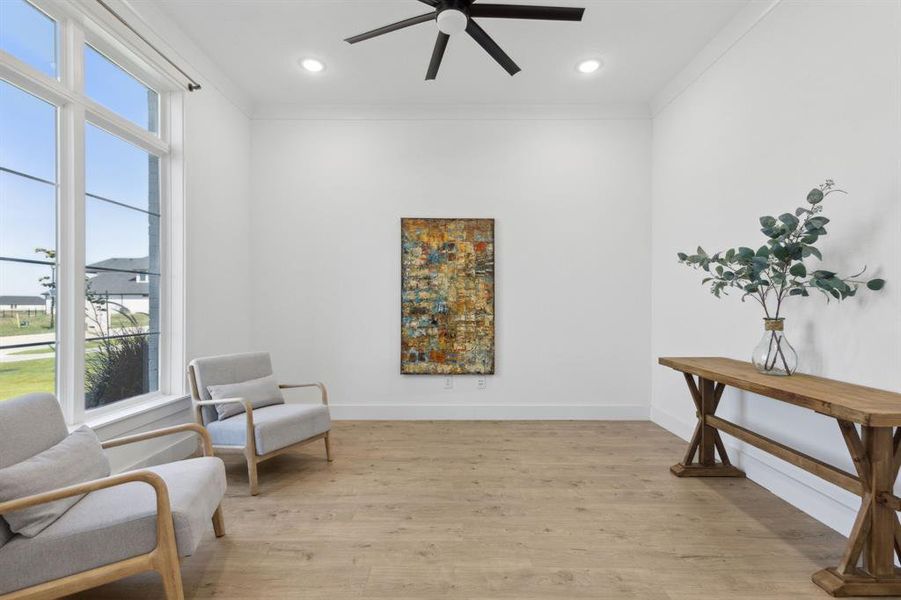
[
  {"x1": 426, "y1": 33, "x2": 450, "y2": 80},
  {"x1": 465, "y1": 19, "x2": 520, "y2": 76},
  {"x1": 345, "y1": 12, "x2": 436, "y2": 44},
  {"x1": 469, "y1": 4, "x2": 585, "y2": 21}
]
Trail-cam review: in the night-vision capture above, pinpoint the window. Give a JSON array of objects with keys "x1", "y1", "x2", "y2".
[
  {"x1": 84, "y1": 124, "x2": 161, "y2": 408},
  {"x1": 0, "y1": 0, "x2": 57, "y2": 78},
  {"x1": 0, "y1": 0, "x2": 183, "y2": 420},
  {"x1": 0, "y1": 80, "x2": 58, "y2": 401},
  {"x1": 84, "y1": 44, "x2": 159, "y2": 134}
]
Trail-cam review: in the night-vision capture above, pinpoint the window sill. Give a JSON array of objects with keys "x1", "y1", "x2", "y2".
[{"x1": 75, "y1": 393, "x2": 192, "y2": 439}]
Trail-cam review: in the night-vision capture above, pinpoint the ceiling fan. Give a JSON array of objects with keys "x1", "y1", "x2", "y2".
[{"x1": 344, "y1": 0, "x2": 585, "y2": 80}]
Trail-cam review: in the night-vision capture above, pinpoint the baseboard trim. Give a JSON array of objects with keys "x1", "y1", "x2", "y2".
[
  {"x1": 650, "y1": 405, "x2": 858, "y2": 537},
  {"x1": 329, "y1": 404, "x2": 650, "y2": 421}
]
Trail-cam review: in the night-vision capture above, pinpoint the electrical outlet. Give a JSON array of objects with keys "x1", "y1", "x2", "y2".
[
  {"x1": 443, "y1": 376, "x2": 453, "y2": 390},
  {"x1": 477, "y1": 377, "x2": 487, "y2": 390}
]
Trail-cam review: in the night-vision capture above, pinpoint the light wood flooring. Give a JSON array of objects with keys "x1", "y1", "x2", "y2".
[{"x1": 72, "y1": 421, "x2": 851, "y2": 599}]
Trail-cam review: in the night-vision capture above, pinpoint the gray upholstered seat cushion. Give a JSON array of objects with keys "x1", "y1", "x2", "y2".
[
  {"x1": 189, "y1": 352, "x2": 274, "y2": 425},
  {"x1": 206, "y1": 403, "x2": 331, "y2": 455},
  {"x1": 0, "y1": 456, "x2": 226, "y2": 595},
  {"x1": 0, "y1": 393, "x2": 69, "y2": 549}
]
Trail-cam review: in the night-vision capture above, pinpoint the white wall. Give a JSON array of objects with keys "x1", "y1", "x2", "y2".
[
  {"x1": 650, "y1": 0, "x2": 901, "y2": 534},
  {"x1": 250, "y1": 116, "x2": 652, "y2": 419},
  {"x1": 183, "y1": 89, "x2": 253, "y2": 361}
]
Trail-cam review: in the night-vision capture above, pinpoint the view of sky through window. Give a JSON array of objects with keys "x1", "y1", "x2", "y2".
[{"x1": 0, "y1": 0, "x2": 57, "y2": 78}]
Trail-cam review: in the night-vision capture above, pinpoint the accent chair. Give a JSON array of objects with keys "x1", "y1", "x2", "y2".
[
  {"x1": 0, "y1": 392, "x2": 227, "y2": 600},
  {"x1": 187, "y1": 351, "x2": 332, "y2": 496}
]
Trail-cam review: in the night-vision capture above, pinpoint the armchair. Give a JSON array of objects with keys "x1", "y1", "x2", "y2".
[
  {"x1": 0, "y1": 393, "x2": 227, "y2": 600},
  {"x1": 187, "y1": 352, "x2": 332, "y2": 496}
]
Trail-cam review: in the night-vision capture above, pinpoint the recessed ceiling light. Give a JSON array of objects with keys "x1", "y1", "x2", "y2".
[
  {"x1": 577, "y1": 59, "x2": 602, "y2": 74},
  {"x1": 301, "y1": 58, "x2": 325, "y2": 73}
]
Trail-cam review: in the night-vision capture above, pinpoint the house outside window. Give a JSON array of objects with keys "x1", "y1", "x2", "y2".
[{"x1": 0, "y1": 0, "x2": 185, "y2": 423}]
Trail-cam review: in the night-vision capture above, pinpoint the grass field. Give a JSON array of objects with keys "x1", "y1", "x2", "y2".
[
  {"x1": 1, "y1": 311, "x2": 149, "y2": 337},
  {"x1": 0, "y1": 357, "x2": 55, "y2": 400},
  {"x1": 0, "y1": 311, "x2": 54, "y2": 336}
]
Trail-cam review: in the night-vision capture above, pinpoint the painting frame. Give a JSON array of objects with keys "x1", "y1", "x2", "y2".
[{"x1": 400, "y1": 217, "x2": 495, "y2": 375}]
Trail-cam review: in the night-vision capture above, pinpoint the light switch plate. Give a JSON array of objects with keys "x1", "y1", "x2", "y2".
[
  {"x1": 443, "y1": 376, "x2": 453, "y2": 390},
  {"x1": 477, "y1": 377, "x2": 487, "y2": 390}
]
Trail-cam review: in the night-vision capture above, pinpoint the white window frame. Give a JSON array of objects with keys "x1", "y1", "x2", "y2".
[{"x1": 0, "y1": 0, "x2": 186, "y2": 425}]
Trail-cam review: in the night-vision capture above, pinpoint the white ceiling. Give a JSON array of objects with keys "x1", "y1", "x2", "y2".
[{"x1": 155, "y1": 0, "x2": 747, "y2": 110}]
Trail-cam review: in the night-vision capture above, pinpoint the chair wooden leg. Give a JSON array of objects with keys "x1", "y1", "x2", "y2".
[
  {"x1": 158, "y1": 562, "x2": 185, "y2": 600},
  {"x1": 212, "y1": 504, "x2": 226, "y2": 537},
  {"x1": 247, "y1": 456, "x2": 259, "y2": 496},
  {"x1": 324, "y1": 432, "x2": 334, "y2": 462},
  {"x1": 153, "y1": 540, "x2": 184, "y2": 600}
]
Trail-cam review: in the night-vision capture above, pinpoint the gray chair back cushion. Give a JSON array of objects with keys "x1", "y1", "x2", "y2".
[
  {"x1": 0, "y1": 393, "x2": 68, "y2": 548},
  {"x1": 189, "y1": 352, "x2": 274, "y2": 424},
  {"x1": 207, "y1": 374, "x2": 285, "y2": 421},
  {"x1": 0, "y1": 426, "x2": 110, "y2": 538}
]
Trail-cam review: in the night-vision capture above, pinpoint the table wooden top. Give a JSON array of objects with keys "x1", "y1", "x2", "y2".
[{"x1": 659, "y1": 357, "x2": 901, "y2": 427}]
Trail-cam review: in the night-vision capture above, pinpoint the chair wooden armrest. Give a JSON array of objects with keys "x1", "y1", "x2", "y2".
[
  {"x1": 278, "y1": 382, "x2": 329, "y2": 405},
  {"x1": 194, "y1": 397, "x2": 254, "y2": 411},
  {"x1": 102, "y1": 423, "x2": 214, "y2": 457},
  {"x1": 0, "y1": 470, "x2": 169, "y2": 516},
  {"x1": 0, "y1": 470, "x2": 186, "y2": 599}
]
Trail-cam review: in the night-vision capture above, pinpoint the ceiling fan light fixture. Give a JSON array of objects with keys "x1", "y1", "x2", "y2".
[
  {"x1": 301, "y1": 58, "x2": 325, "y2": 73},
  {"x1": 436, "y1": 9, "x2": 468, "y2": 35},
  {"x1": 576, "y1": 58, "x2": 602, "y2": 74}
]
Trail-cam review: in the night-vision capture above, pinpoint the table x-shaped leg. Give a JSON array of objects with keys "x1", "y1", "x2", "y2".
[
  {"x1": 813, "y1": 421, "x2": 901, "y2": 596},
  {"x1": 671, "y1": 373, "x2": 745, "y2": 478}
]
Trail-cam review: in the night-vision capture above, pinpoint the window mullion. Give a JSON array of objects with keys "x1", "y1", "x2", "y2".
[{"x1": 57, "y1": 17, "x2": 86, "y2": 424}]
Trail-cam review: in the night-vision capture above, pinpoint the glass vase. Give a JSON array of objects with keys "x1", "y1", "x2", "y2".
[{"x1": 751, "y1": 318, "x2": 798, "y2": 376}]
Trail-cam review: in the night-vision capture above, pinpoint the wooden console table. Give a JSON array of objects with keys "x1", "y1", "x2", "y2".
[{"x1": 660, "y1": 356, "x2": 901, "y2": 597}]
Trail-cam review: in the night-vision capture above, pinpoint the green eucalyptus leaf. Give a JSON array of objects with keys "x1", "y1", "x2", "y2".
[
  {"x1": 779, "y1": 213, "x2": 800, "y2": 229},
  {"x1": 789, "y1": 263, "x2": 807, "y2": 277},
  {"x1": 756, "y1": 246, "x2": 770, "y2": 257},
  {"x1": 813, "y1": 270, "x2": 836, "y2": 279},
  {"x1": 759, "y1": 216, "x2": 777, "y2": 228},
  {"x1": 808, "y1": 246, "x2": 823, "y2": 260},
  {"x1": 772, "y1": 244, "x2": 790, "y2": 261},
  {"x1": 677, "y1": 252, "x2": 688, "y2": 261},
  {"x1": 867, "y1": 278, "x2": 886, "y2": 290},
  {"x1": 807, "y1": 188, "x2": 824, "y2": 204}
]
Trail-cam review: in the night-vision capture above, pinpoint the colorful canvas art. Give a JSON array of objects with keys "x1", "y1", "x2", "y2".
[{"x1": 401, "y1": 218, "x2": 495, "y2": 375}]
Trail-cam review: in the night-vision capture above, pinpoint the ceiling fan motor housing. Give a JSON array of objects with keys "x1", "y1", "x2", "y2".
[{"x1": 437, "y1": 0, "x2": 469, "y2": 36}]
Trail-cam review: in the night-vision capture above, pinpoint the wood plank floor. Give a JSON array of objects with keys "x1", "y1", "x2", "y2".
[{"x1": 71, "y1": 421, "x2": 851, "y2": 599}]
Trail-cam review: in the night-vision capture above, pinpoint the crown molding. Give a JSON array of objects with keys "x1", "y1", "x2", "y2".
[
  {"x1": 252, "y1": 102, "x2": 651, "y2": 121},
  {"x1": 650, "y1": 0, "x2": 783, "y2": 117}
]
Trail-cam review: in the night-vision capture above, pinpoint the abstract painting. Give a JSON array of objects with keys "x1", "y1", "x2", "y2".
[{"x1": 401, "y1": 218, "x2": 495, "y2": 375}]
